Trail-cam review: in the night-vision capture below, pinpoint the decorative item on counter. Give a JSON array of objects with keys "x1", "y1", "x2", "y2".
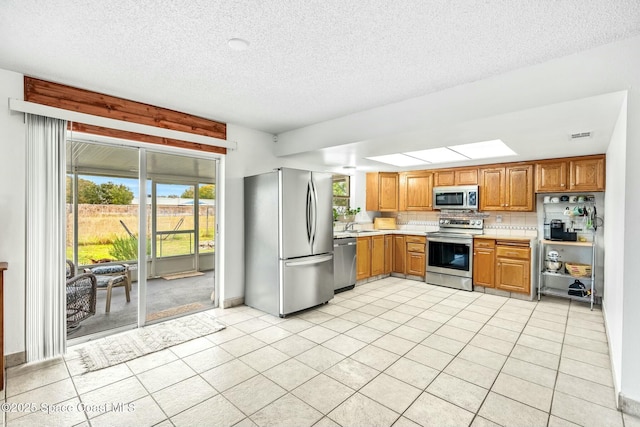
[
  {"x1": 577, "y1": 195, "x2": 586, "y2": 203},
  {"x1": 550, "y1": 196, "x2": 560, "y2": 203},
  {"x1": 336, "y1": 207, "x2": 360, "y2": 222},
  {"x1": 543, "y1": 196, "x2": 551, "y2": 203},
  {"x1": 569, "y1": 195, "x2": 578, "y2": 203},
  {"x1": 560, "y1": 195, "x2": 570, "y2": 202}
]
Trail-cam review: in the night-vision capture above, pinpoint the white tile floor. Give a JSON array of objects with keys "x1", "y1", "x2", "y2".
[{"x1": 3, "y1": 277, "x2": 640, "y2": 427}]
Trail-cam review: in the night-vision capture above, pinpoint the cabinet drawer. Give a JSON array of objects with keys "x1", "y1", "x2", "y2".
[
  {"x1": 474, "y1": 239, "x2": 495, "y2": 249},
  {"x1": 407, "y1": 243, "x2": 425, "y2": 253},
  {"x1": 405, "y1": 235, "x2": 426, "y2": 244},
  {"x1": 496, "y1": 246, "x2": 530, "y2": 260}
]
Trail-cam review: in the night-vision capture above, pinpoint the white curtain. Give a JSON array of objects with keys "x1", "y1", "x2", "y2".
[{"x1": 25, "y1": 114, "x2": 67, "y2": 361}]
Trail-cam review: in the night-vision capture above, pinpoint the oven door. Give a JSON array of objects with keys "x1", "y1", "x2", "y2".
[{"x1": 427, "y1": 236, "x2": 473, "y2": 278}]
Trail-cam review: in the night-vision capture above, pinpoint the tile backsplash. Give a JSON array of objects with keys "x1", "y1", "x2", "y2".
[{"x1": 380, "y1": 211, "x2": 539, "y2": 237}]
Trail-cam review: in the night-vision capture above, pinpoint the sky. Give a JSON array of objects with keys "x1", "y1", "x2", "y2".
[{"x1": 79, "y1": 175, "x2": 191, "y2": 198}]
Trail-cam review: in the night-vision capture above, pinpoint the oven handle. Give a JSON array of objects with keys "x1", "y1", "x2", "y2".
[{"x1": 428, "y1": 237, "x2": 472, "y2": 245}]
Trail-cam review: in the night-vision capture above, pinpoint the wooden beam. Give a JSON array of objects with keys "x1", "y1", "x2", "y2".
[
  {"x1": 24, "y1": 77, "x2": 227, "y2": 152},
  {"x1": 69, "y1": 123, "x2": 227, "y2": 155}
]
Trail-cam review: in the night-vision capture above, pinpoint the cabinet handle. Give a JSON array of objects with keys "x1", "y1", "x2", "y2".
[
  {"x1": 505, "y1": 204, "x2": 509, "y2": 207},
  {"x1": 560, "y1": 183, "x2": 565, "y2": 187}
]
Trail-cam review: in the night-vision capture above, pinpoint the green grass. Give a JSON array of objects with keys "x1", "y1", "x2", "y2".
[{"x1": 68, "y1": 234, "x2": 214, "y2": 265}]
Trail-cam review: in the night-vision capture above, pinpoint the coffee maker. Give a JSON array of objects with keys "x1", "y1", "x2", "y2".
[{"x1": 550, "y1": 219, "x2": 577, "y2": 241}]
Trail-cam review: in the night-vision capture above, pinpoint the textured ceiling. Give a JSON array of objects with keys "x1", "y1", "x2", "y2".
[{"x1": 1, "y1": 1, "x2": 639, "y2": 136}]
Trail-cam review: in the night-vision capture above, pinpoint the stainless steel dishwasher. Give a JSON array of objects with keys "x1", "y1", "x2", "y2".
[{"x1": 333, "y1": 236, "x2": 356, "y2": 293}]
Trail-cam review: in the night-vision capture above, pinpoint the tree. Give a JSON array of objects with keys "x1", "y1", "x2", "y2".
[
  {"x1": 66, "y1": 177, "x2": 133, "y2": 204},
  {"x1": 181, "y1": 184, "x2": 215, "y2": 199},
  {"x1": 99, "y1": 182, "x2": 134, "y2": 205}
]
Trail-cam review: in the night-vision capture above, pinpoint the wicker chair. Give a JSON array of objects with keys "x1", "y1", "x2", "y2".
[{"x1": 66, "y1": 262, "x2": 97, "y2": 332}]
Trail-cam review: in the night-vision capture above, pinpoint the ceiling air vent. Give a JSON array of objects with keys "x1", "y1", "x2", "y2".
[{"x1": 570, "y1": 131, "x2": 592, "y2": 140}]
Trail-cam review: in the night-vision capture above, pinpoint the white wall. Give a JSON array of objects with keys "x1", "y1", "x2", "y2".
[
  {"x1": 0, "y1": 69, "x2": 26, "y2": 357},
  {"x1": 604, "y1": 99, "x2": 627, "y2": 396}
]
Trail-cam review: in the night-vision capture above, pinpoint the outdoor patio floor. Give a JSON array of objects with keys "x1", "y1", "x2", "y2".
[{"x1": 69, "y1": 270, "x2": 215, "y2": 339}]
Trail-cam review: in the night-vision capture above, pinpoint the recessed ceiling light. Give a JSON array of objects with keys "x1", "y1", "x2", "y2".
[
  {"x1": 448, "y1": 139, "x2": 516, "y2": 159},
  {"x1": 366, "y1": 154, "x2": 427, "y2": 167},
  {"x1": 343, "y1": 165, "x2": 356, "y2": 170},
  {"x1": 228, "y1": 38, "x2": 250, "y2": 51},
  {"x1": 404, "y1": 147, "x2": 469, "y2": 163}
]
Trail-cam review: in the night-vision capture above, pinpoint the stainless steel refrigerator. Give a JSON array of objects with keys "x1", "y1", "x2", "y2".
[{"x1": 244, "y1": 168, "x2": 334, "y2": 317}]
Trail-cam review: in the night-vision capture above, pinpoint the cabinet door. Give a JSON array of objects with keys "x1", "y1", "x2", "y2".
[
  {"x1": 496, "y1": 257, "x2": 530, "y2": 294},
  {"x1": 473, "y1": 247, "x2": 495, "y2": 287},
  {"x1": 406, "y1": 252, "x2": 425, "y2": 276},
  {"x1": 535, "y1": 161, "x2": 567, "y2": 192},
  {"x1": 505, "y1": 165, "x2": 534, "y2": 211},
  {"x1": 365, "y1": 173, "x2": 379, "y2": 212},
  {"x1": 479, "y1": 167, "x2": 505, "y2": 211},
  {"x1": 392, "y1": 235, "x2": 406, "y2": 274},
  {"x1": 379, "y1": 173, "x2": 399, "y2": 211},
  {"x1": 399, "y1": 171, "x2": 433, "y2": 211},
  {"x1": 356, "y1": 237, "x2": 371, "y2": 280},
  {"x1": 455, "y1": 168, "x2": 478, "y2": 185},
  {"x1": 434, "y1": 170, "x2": 455, "y2": 187},
  {"x1": 384, "y1": 235, "x2": 393, "y2": 274},
  {"x1": 371, "y1": 235, "x2": 385, "y2": 276},
  {"x1": 570, "y1": 157, "x2": 605, "y2": 191}
]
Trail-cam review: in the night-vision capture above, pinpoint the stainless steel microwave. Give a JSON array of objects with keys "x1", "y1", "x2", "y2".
[{"x1": 433, "y1": 185, "x2": 479, "y2": 210}]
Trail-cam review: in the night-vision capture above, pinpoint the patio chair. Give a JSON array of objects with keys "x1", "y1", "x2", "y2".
[
  {"x1": 66, "y1": 261, "x2": 97, "y2": 332},
  {"x1": 84, "y1": 264, "x2": 132, "y2": 313}
]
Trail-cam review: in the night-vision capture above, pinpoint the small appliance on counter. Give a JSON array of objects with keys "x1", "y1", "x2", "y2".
[
  {"x1": 549, "y1": 219, "x2": 577, "y2": 241},
  {"x1": 545, "y1": 250, "x2": 563, "y2": 273}
]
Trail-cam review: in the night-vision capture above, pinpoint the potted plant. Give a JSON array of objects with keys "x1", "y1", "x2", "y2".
[{"x1": 338, "y1": 207, "x2": 361, "y2": 222}]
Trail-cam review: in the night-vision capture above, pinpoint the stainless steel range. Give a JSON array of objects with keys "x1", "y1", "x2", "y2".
[{"x1": 426, "y1": 215, "x2": 484, "y2": 291}]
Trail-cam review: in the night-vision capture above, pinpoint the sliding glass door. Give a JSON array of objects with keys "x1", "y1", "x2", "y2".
[{"x1": 66, "y1": 139, "x2": 219, "y2": 339}]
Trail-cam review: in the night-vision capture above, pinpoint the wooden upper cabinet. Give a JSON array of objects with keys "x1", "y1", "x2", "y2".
[
  {"x1": 479, "y1": 167, "x2": 505, "y2": 210},
  {"x1": 434, "y1": 168, "x2": 478, "y2": 187},
  {"x1": 536, "y1": 161, "x2": 567, "y2": 192},
  {"x1": 570, "y1": 156, "x2": 605, "y2": 191},
  {"x1": 535, "y1": 155, "x2": 605, "y2": 192},
  {"x1": 505, "y1": 165, "x2": 534, "y2": 211},
  {"x1": 366, "y1": 172, "x2": 398, "y2": 212},
  {"x1": 480, "y1": 164, "x2": 534, "y2": 211},
  {"x1": 399, "y1": 171, "x2": 433, "y2": 211}
]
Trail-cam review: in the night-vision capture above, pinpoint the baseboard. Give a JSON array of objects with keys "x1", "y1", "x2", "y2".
[
  {"x1": 601, "y1": 302, "x2": 622, "y2": 409},
  {"x1": 620, "y1": 393, "x2": 640, "y2": 417},
  {"x1": 5, "y1": 351, "x2": 26, "y2": 368},
  {"x1": 222, "y1": 296, "x2": 244, "y2": 308}
]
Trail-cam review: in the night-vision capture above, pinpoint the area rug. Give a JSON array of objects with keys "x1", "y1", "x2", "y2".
[
  {"x1": 161, "y1": 271, "x2": 205, "y2": 280},
  {"x1": 146, "y1": 302, "x2": 207, "y2": 322},
  {"x1": 77, "y1": 311, "x2": 226, "y2": 373}
]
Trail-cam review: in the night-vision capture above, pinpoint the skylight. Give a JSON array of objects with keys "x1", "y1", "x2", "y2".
[{"x1": 366, "y1": 140, "x2": 516, "y2": 167}]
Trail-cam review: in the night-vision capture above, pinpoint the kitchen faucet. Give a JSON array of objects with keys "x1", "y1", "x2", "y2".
[{"x1": 344, "y1": 222, "x2": 355, "y2": 231}]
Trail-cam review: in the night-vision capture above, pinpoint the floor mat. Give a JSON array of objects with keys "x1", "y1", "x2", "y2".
[
  {"x1": 161, "y1": 271, "x2": 205, "y2": 280},
  {"x1": 75, "y1": 310, "x2": 225, "y2": 373},
  {"x1": 146, "y1": 302, "x2": 208, "y2": 322}
]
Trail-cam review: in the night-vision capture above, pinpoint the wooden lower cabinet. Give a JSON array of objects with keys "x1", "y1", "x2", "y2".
[
  {"x1": 473, "y1": 240, "x2": 495, "y2": 287},
  {"x1": 384, "y1": 235, "x2": 392, "y2": 274},
  {"x1": 473, "y1": 239, "x2": 530, "y2": 294},
  {"x1": 356, "y1": 237, "x2": 371, "y2": 280},
  {"x1": 392, "y1": 235, "x2": 406, "y2": 274},
  {"x1": 371, "y1": 235, "x2": 385, "y2": 276},
  {"x1": 495, "y1": 243, "x2": 531, "y2": 294},
  {"x1": 357, "y1": 235, "x2": 387, "y2": 280},
  {"x1": 405, "y1": 236, "x2": 426, "y2": 277}
]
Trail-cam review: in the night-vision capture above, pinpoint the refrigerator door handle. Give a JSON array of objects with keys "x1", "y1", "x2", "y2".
[
  {"x1": 310, "y1": 178, "x2": 318, "y2": 252},
  {"x1": 285, "y1": 254, "x2": 333, "y2": 267},
  {"x1": 306, "y1": 181, "x2": 313, "y2": 245}
]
